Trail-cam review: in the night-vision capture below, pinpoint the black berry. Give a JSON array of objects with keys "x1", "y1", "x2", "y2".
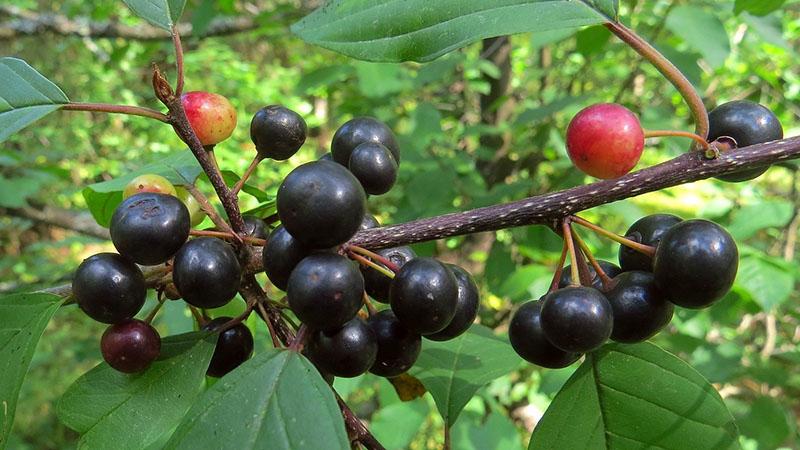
[
  {"x1": 389, "y1": 257, "x2": 458, "y2": 335},
  {"x1": 242, "y1": 215, "x2": 269, "y2": 240},
  {"x1": 305, "y1": 317, "x2": 378, "y2": 378},
  {"x1": 619, "y1": 214, "x2": 683, "y2": 272},
  {"x1": 606, "y1": 271, "x2": 674, "y2": 343},
  {"x1": 359, "y1": 213, "x2": 380, "y2": 230},
  {"x1": 250, "y1": 105, "x2": 307, "y2": 160},
  {"x1": 653, "y1": 219, "x2": 738, "y2": 309},
  {"x1": 540, "y1": 286, "x2": 613, "y2": 353},
  {"x1": 72, "y1": 253, "x2": 146, "y2": 324},
  {"x1": 331, "y1": 117, "x2": 400, "y2": 166},
  {"x1": 262, "y1": 225, "x2": 312, "y2": 291},
  {"x1": 559, "y1": 260, "x2": 621, "y2": 290},
  {"x1": 202, "y1": 317, "x2": 254, "y2": 377},
  {"x1": 348, "y1": 142, "x2": 398, "y2": 195},
  {"x1": 426, "y1": 264, "x2": 480, "y2": 341},
  {"x1": 110, "y1": 192, "x2": 190, "y2": 265},
  {"x1": 362, "y1": 246, "x2": 416, "y2": 303},
  {"x1": 101, "y1": 319, "x2": 161, "y2": 373},
  {"x1": 368, "y1": 310, "x2": 421, "y2": 377},
  {"x1": 287, "y1": 253, "x2": 364, "y2": 331},
  {"x1": 276, "y1": 160, "x2": 366, "y2": 248},
  {"x1": 708, "y1": 100, "x2": 783, "y2": 182},
  {"x1": 509, "y1": 300, "x2": 581, "y2": 368},
  {"x1": 172, "y1": 237, "x2": 242, "y2": 309}
]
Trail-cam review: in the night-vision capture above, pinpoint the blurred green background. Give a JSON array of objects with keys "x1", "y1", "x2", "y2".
[{"x1": 1, "y1": 0, "x2": 799, "y2": 448}]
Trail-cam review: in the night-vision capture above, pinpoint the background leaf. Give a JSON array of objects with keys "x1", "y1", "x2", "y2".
[
  {"x1": 734, "y1": 0, "x2": 786, "y2": 16},
  {"x1": 410, "y1": 325, "x2": 520, "y2": 425},
  {"x1": 81, "y1": 151, "x2": 202, "y2": 227},
  {"x1": 665, "y1": 6, "x2": 731, "y2": 69},
  {"x1": 292, "y1": 0, "x2": 618, "y2": 62},
  {"x1": 0, "y1": 58, "x2": 69, "y2": 144},
  {"x1": 122, "y1": 0, "x2": 187, "y2": 30},
  {"x1": 736, "y1": 256, "x2": 794, "y2": 311},
  {"x1": 57, "y1": 332, "x2": 216, "y2": 450},
  {"x1": 529, "y1": 342, "x2": 739, "y2": 449},
  {"x1": 164, "y1": 349, "x2": 349, "y2": 450},
  {"x1": 0, "y1": 293, "x2": 62, "y2": 450},
  {"x1": 727, "y1": 200, "x2": 793, "y2": 240}
]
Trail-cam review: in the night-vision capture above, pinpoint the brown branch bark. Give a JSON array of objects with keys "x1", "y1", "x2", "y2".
[
  {"x1": 0, "y1": 5, "x2": 259, "y2": 40},
  {"x1": 3, "y1": 205, "x2": 109, "y2": 240}
]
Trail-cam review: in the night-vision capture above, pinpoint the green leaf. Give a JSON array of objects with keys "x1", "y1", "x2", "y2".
[
  {"x1": 81, "y1": 151, "x2": 203, "y2": 227},
  {"x1": 164, "y1": 349, "x2": 348, "y2": 450},
  {"x1": 453, "y1": 411, "x2": 524, "y2": 450},
  {"x1": 529, "y1": 342, "x2": 739, "y2": 450},
  {"x1": 410, "y1": 325, "x2": 520, "y2": 425},
  {"x1": 665, "y1": 6, "x2": 730, "y2": 69},
  {"x1": 220, "y1": 170, "x2": 273, "y2": 202},
  {"x1": 0, "y1": 175, "x2": 44, "y2": 208},
  {"x1": 734, "y1": 0, "x2": 786, "y2": 16},
  {"x1": 371, "y1": 400, "x2": 429, "y2": 450},
  {"x1": 0, "y1": 58, "x2": 69, "y2": 144},
  {"x1": 122, "y1": 0, "x2": 186, "y2": 31},
  {"x1": 727, "y1": 200, "x2": 794, "y2": 240},
  {"x1": 0, "y1": 293, "x2": 62, "y2": 449},
  {"x1": 737, "y1": 396, "x2": 793, "y2": 448},
  {"x1": 292, "y1": 1, "x2": 618, "y2": 63},
  {"x1": 57, "y1": 332, "x2": 216, "y2": 450},
  {"x1": 736, "y1": 256, "x2": 794, "y2": 311}
]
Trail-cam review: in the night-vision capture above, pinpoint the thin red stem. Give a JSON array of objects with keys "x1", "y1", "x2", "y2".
[
  {"x1": 363, "y1": 292, "x2": 377, "y2": 316},
  {"x1": 349, "y1": 245, "x2": 400, "y2": 272},
  {"x1": 256, "y1": 301, "x2": 282, "y2": 348},
  {"x1": 548, "y1": 237, "x2": 569, "y2": 293},
  {"x1": 572, "y1": 230, "x2": 614, "y2": 291},
  {"x1": 289, "y1": 325, "x2": 308, "y2": 352},
  {"x1": 561, "y1": 220, "x2": 580, "y2": 287},
  {"x1": 172, "y1": 27, "x2": 185, "y2": 96},
  {"x1": 349, "y1": 252, "x2": 395, "y2": 279},
  {"x1": 645, "y1": 130, "x2": 709, "y2": 150},
  {"x1": 570, "y1": 216, "x2": 656, "y2": 257},
  {"x1": 232, "y1": 157, "x2": 262, "y2": 196},
  {"x1": 61, "y1": 102, "x2": 169, "y2": 122}
]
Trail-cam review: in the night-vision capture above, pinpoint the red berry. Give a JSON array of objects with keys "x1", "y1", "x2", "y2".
[
  {"x1": 181, "y1": 91, "x2": 237, "y2": 146},
  {"x1": 565, "y1": 103, "x2": 644, "y2": 179}
]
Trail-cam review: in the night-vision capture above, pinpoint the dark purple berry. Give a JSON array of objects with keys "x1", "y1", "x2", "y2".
[
  {"x1": 509, "y1": 301, "x2": 581, "y2": 368},
  {"x1": 362, "y1": 246, "x2": 416, "y2": 303},
  {"x1": 172, "y1": 238, "x2": 242, "y2": 309},
  {"x1": 368, "y1": 310, "x2": 421, "y2": 377},
  {"x1": 101, "y1": 319, "x2": 161, "y2": 373},
  {"x1": 559, "y1": 260, "x2": 621, "y2": 290},
  {"x1": 73, "y1": 253, "x2": 146, "y2": 324},
  {"x1": 262, "y1": 225, "x2": 311, "y2": 291},
  {"x1": 202, "y1": 317, "x2": 254, "y2": 377},
  {"x1": 250, "y1": 105, "x2": 307, "y2": 160},
  {"x1": 110, "y1": 192, "x2": 190, "y2": 265},
  {"x1": 305, "y1": 317, "x2": 377, "y2": 378},
  {"x1": 389, "y1": 258, "x2": 458, "y2": 335},
  {"x1": 619, "y1": 214, "x2": 683, "y2": 272},
  {"x1": 426, "y1": 265, "x2": 480, "y2": 341},
  {"x1": 540, "y1": 286, "x2": 613, "y2": 353},
  {"x1": 331, "y1": 117, "x2": 400, "y2": 166},
  {"x1": 348, "y1": 142, "x2": 398, "y2": 195},
  {"x1": 606, "y1": 271, "x2": 673, "y2": 343}
]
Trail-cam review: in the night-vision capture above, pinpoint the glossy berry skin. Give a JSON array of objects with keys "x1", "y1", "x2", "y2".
[
  {"x1": 305, "y1": 317, "x2": 378, "y2": 378},
  {"x1": 540, "y1": 286, "x2": 613, "y2": 353},
  {"x1": 242, "y1": 215, "x2": 268, "y2": 240},
  {"x1": 359, "y1": 214, "x2": 380, "y2": 230},
  {"x1": 606, "y1": 271, "x2": 673, "y2": 343},
  {"x1": 250, "y1": 105, "x2": 307, "y2": 160},
  {"x1": 276, "y1": 160, "x2": 366, "y2": 248},
  {"x1": 202, "y1": 317, "x2": 254, "y2": 377},
  {"x1": 368, "y1": 310, "x2": 421, "y2": 377},
  {"x1": 566, "y1": 103, "x2": 644, "y2": 179},
  {"x1": 122, "y1": 174, "x2": 176, "y2": 199},
  {"x1": 181, "y1": 91, "x2": 237, "y2": 146},
  {"x1": 287, "y1": 254, "x2": 364, "y2": 331},
  {"x1": 619, "y1": 214, "x2": 683, "y2": 272},
  {"x1": 110, "y1": 193, "x2": 190, "y2": 265},
  {"x1": 348, "y1": 142, "x2": 398, "y2": 195},
  {"x1": 362, "y1": 246, "x2": 416, "y2": 303},
  {"x1": 73, "y1": 253, "x2": 146, "y2": 324},
  {"x1": 709, "y1": 100, "x2": 783, "y2": 182},
  {"x1": 653, "y1": 219, "x2": 738, "y2": 309},
  {"x1": 559, "y1": 260, "x2": 621, "y2": 290},
  {"x1": 331, "y1": 117, "x2": 400, "y2": 166},
  {"x1": 426, "y1": 265, "x2": 480, "y2": 341},
  {"x1": 389, "y1": 258, "x2": 458, "y2": 335},
  {"x1": 101, "y1": 319, "x2": 161, "y2": 373},
  {"x1": 262, "y1": 226, "x2": 311, "y2": 291},
  {"x1": 172, "y1": 237, "x2": 242, "y2": 309},
  {"x1": 509, "y1": 301, "x2": 581, "y2": 369},
  {"x1": 175, "y1": 187, "x2": 205, "y2": 227}
]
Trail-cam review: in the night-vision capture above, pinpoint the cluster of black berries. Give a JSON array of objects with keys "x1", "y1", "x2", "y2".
[
  {"x1": 510, "y1": 214, "x2": 738, "y2": 368},
  {"x1": 259, "y1": 115, "x2": 479, "y2": 379},
  {"x1": 71, "y1": 176, "x2": 254, "y2": 376}
]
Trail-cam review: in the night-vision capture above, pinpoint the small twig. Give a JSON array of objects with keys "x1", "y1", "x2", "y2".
[
  {"x1": 61, "y1": 102, "x2": 169, "y2": 122},
  {"x1": 349, "y1": 252, "x2": 395, "y2": 279},
  {"x1": 289, "y1": 325, "x2": 308, "y2": 352},
  {"x1": 572, "y1": 230, "x2": 614, "y2": 290},
  {"x1": 171, "y1": 26, "x2": 185, "y2": 96},
  {"x1": 217, "y1": 299, "x2": 256, "y2": 332},
  {"x1": 570, "y1": 216, "x2": 656, "y2": 257},
  {"x1": 444, "y1": 424, "x2": 451, "y2": 450},
  {"x1": 561, "y1": 220, "x2": 580, "y2": 287},
  {"x1": 335, "y1": 391, "x2": 387, "y2": 450},
  {"x1": 231, "y1": 157, "x2": 262, "y2": 196},
  {"x1": 257, "y1": 302, "x2": 282, "y2": 348},
  {"x1": 182, "y1": 183, "x2": 242, "y2": 243}
]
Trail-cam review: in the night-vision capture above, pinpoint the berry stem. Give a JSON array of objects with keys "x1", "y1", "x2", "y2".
[
  {"x1": 171, "y1": 26, "x2": 185, "y2": 97},
  {"x1": 605, "y1": 21, "x2": 708, "y2": 142},
  {"x1": 231, "y1": 157, "x2": 262, "y2": 196},
  {"x1": 570, "y1": 215, "x2": 656, "y2": 257},
  {"x1": 144, "y1": 295, "x2": 166, "y2": 324},
  {"x1": 188, "y1": 305, "x2": 206, "y2": 326},
  {"x1": 182, "y1": 183, "x2": 242, "y2": 243},
  {"x1": 189, "y1": 229, "x2": 265, "y2": 246},
  {"x1": 349, "y1": 245, "x2": 401, "y2": 272},
  {"x1": 444, "y1": 424, "x2": 451, "y2": 450},
  {"x1": 548, "y1": 237, "x2": 569, "y2": 293},
  {"x1": 349, "y1": 252, "x2": 396, "y2": 279},
  {"x1": 335, "y1": 392, "x2": 387, "y2": 450},
  {"x1": 257, "y1": 301, "x2": 282, "y2": 348},
  {"x1": 289, "y1": 324, "x2": 308, "y2": 352},
  {"x1": 571, "y1": 230, "x2": 614, "y2": 291},
  {"x1": 61, "y1": 102, "x2": 169, "y2": 122},
  {"x1": 644, "y1": 130, "x2": 709, "y2": 150},
  {"x1": 217, "y1": 299, "x2": 256, "y2": 333},
  {"x1": 363, "y1": 292, "x2": 378, "y2": 316},
  {"x1": 561, "y1": 220, "x2": 580, "y2": 287}
]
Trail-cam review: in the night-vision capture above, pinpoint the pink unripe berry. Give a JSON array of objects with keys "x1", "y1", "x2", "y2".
[{"x1": 181, "y1": 91, "x2": 237, "y2": 146}]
